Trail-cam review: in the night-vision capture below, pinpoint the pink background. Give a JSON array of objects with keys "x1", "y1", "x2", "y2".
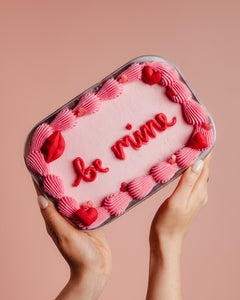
[{"x1": 1, "y1": 0, "x2": 239, "y2": 299}]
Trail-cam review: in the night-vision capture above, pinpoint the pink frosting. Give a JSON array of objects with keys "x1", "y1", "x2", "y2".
[
  {"x1": 28, "y1": 61, "x2": 213, "y2": 230},
  {"x1": 167, "y1": 81, "x2": 192, "y2": 104},
  {"x1": 145, "y1": 61, "x2": 179, "y2": 87},
  {"x1": 58, "y1": 196, "x2": 78, "y2": 218},
  {"x1": 26, "y1": 150, "x2": 49, "y2": 176},
  {"x1": 49, "y1": 79, "x2": 194, "y2": 214},
  {"x1": 176, "y1": 147, "x2": 200, "y2": 168},
  {"x1": 117, "y1": 63, "x2": 143, "y2": 83},
  {"x1": 128, "y1": 175, "x2": 155, "y2": 199},
  {"x1": 182, "y1": 99, "x2": 208, "y2": 125},
  {"x1": 97, "y1": 78, "x2": 123, "y2": 100},
  {"x1": 192, "y1": 126, "x2": 214, "y2": 150},
  {"x1": 50, "y1": 109, "x2": 78, "y2": 131},
  {"x1": 151, "y1": 161, "x2": 179, "y2": 183},
  {"x1": 73, "y1": 93, "x2": 101, "y2": 115},
  {"x1": 30, "y1": 123, "x2": 53, "y2": 152},
  {"x1": 43, "y1": 174, "x2": 64, "y2": 199},
  {"x1": 104, "y1": 191, "x2": 132, "y2": 216}
]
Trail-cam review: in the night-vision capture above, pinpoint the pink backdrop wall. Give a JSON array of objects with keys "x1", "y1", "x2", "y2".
[{"x1": 1, "y1": 0, "x2": 239, "y2": 299}]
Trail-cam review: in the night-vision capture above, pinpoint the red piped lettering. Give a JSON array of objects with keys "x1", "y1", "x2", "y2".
[
  {"x1": 111, "y1": 113, "x2": 177, "y2": 160},
  {"x1": 92, "y1": 159, "x2": 109, "y2": 173},
  {"x1": 73, "y1": 157, "x2": 109, "y2": 186}
]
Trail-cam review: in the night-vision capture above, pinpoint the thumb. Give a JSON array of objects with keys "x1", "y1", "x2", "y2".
[
  {"x1": 169, "y1": 159, "x2": 204, "y2": 204},
  {"x1": 33, "y1": 181, "x2": 73, "y2": 238}
]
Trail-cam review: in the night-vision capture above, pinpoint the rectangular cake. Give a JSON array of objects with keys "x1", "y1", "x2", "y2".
[{"x1": 24, "y1": 55, "x2": 216, "y2": 230}]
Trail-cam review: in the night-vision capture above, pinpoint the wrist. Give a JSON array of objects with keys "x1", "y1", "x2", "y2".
[
  {"x1": 147, "y1": 235, "x2": 183, "y2": 300},
  {"x1": 149, "y1": 233, "x2": 183, "y2": 265},
  {"x1": 68, "y1": 266, "x2": 109, "y2": 300}
]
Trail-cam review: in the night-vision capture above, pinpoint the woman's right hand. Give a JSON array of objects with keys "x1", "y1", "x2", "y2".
[
  {"x1": 150, "y1": 151, "x2": 213, "y2": 252},
  {"x1": 146, "y1": 152, "x2": 213, "y2": 300}
]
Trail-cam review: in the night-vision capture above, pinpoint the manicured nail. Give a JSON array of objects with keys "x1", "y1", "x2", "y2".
[
  {"x1": 37, "y1": 195, "x2": 48, "y2": 209},
  {"x1": 191, "y1": 160, "x2": 204, "y2": 174}
]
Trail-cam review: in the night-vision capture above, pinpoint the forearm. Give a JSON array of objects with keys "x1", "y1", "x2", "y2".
[
  {"x1": 56, "y1": 269, "x2": 105, "y2": 300},
  {"x1": 146, "y1": 237, "x2": 183, "y2": 300}
]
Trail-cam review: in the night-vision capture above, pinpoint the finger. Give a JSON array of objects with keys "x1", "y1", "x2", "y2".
[
  {"x1": 169, "y1": 159, "x2": 204, "y2": 204},
  {"x1": 201, "y1": 150, "x2": 213, "y2": 181},
  {"x1": 33, "y1": 180, "x2": 75, "y2": 238},
  {"x1": 191, "y1": 151, "x2": 213, "y2": 193},
  {"x1": 190, "y1": 151, "x2": 213, "y2": 205}
]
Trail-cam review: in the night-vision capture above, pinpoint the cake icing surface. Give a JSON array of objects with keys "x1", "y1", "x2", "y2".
[{"x1": 26, "y1": 58, "x2": 214, "y2": 230}]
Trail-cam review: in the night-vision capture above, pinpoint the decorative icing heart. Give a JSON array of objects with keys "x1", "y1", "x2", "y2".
[
  {"x1": 202, "y1": 122, "x2": 213, "y2": 131},
  {"x1": 167, "y1": 154, "x2": 177, "y2": 164},
  {"x1": 75, "y1": 108, "x2": 87, "y2": 117},
  {"x1": 142, "y1": 66, "x2": 162, "y2": 85},
  {"x1": 189, "y1": 132, "x2": 208, "y2": 149},
  {"x1": 120, "y1": 182, "x2": 128, "y2": 192},
  {"x1": 75, "y1": 207, "x2": 98, "y2": 226},
  {"x1": 41, "y1": 131, "x2": 65, "y2": 163},
  {"x1": 118, "y1": 74, "x2": 128, "y2": 83},
  {"x1": 81, "y1": 201, "x2": 93, "y2": 209}
]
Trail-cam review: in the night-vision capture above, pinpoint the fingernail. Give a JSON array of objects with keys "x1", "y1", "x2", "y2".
[
  {"x1": 37, "y1": 195, "x2": 48, "y2": 209},
  {"x1": 191, "y1": 160, "x2": 204, "y2": 174}
]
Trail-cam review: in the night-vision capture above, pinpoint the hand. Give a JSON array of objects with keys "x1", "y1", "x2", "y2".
[
  {"x1": 150, "y1": 151, "x2": 213, "y2": 252},
  {"x1": 34, "y1": 182, "x2": 112, "y2": 300},
  {"x1": 146, "y1": 152, "x2": 213, "y2": 300}
]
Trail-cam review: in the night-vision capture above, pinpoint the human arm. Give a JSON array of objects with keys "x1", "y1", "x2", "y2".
[
  {"x1": 34, "y1": 184, "x2": 112, "y2": 300},
  {"x1": 146, "y1": 152, "x2": 213, "y2": 300}
]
